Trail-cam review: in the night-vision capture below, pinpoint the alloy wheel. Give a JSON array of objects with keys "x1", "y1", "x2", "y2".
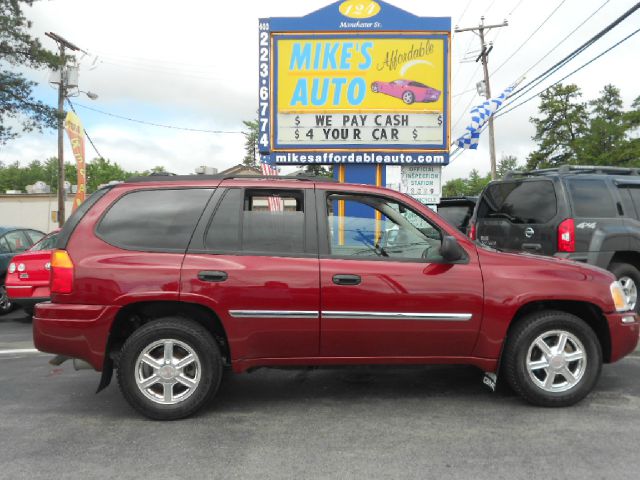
[
  {"x1": 135, "y1": 339, "x2": 202, "y2": 405},
  {"x1": 526, "y1": 330, "x2": 587, "y2": 393},
  {"x1": 618, "y1": 276, "x2": 637, "y2": 310}
]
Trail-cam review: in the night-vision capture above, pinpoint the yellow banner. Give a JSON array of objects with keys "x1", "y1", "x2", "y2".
[
  {"x1": 64, "y1": 111, "x2": 86, "y2": 212},
  {"x1": 276, "y1": 37, "x2": 445, "y2": 113}
]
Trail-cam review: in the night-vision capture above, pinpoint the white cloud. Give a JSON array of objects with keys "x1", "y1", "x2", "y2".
[{"x1": 2, "y1": 0, "x2": 638, "y2": 182}]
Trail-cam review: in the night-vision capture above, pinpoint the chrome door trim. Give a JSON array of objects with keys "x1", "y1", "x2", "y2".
[
  {"x1": 229, "y1": 310, "x2": 320, "y2": 319},
  {"x1": 5, "y1": 285, "x2": 32, "y2": 289},
  {"x1": 321, "y1": 311, "x2": 472, "y2": 321}
]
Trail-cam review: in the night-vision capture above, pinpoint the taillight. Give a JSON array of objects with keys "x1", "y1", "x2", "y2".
[
  {"x1": 51, "y1": 250, "x2": 74, "y2": 294},
  {"x1": 557, "y1": 218, "x2": 575, "y2": 252},
  {"x1": 468, "y1": 221, "x2": 476, "y2": 240}
]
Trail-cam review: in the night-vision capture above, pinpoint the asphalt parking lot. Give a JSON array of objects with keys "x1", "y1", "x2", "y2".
[{"x1": 1, "y1": 308, "x2": 639, "y2": 480}]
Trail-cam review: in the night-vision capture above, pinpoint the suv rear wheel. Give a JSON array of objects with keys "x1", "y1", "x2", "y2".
[
  {"x1": 503, "y1": 310, "x2": 602, "y2": 407},
  {"x1": 117, "y1": 318, "x2": 222, "y2": 420}
]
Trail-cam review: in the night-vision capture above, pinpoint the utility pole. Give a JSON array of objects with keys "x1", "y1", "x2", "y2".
[
  {"x1": 455, "y1": 17, "x2": 508, "y2": 180},
  {"x1": 45, "y1": 32, "x2": 81, "y2": 227}
]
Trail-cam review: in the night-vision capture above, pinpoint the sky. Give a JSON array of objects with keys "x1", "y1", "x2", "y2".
[{"x1": 1, "y1": 0, "x2": 639, "y2": 182}]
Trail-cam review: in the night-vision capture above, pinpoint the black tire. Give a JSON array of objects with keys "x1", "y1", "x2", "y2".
[
  {"x1": 117, "y1": 317, "x2": 223, "y2": 420},
  {"x1": 609, "y1": 262, "x2": 640, "y2": 313},
  {"x1": 371, "y1": 82, "x2": 379, "y2": 93},
  {"x1": 0, "y1": 285, "x2": 14, "y2": 316},
  {"x1": 502, "y1": 310, "x2": 602, "y2": 407}
]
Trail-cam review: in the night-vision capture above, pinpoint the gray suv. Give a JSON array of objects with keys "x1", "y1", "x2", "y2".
[{"x1": 472, "y1": 165, "x2": 640, "y2": 312}]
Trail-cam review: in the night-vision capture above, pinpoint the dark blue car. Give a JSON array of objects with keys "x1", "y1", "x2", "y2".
[{"x1": 0, "y1": 226, "x2": 45, "y2": 315}]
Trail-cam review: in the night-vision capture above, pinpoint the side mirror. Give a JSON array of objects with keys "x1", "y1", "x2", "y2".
[{"x1": 439, "y1": 236, "x2": 466, "y2": 262}]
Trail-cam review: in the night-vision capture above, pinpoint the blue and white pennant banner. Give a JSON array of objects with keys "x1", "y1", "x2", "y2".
[{"x1": 455, "y1": 81, "x2": 519, "y2": 150}]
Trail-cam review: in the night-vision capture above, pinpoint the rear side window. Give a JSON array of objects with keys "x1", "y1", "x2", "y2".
[
  {"x1": 478, "y1": 180, "x2": 557, "y2": 224},
  {"x1": 567, "y1": 179, "x2": 616, "y2": 218},
  {"x1": 97, "y1": 188, "x2": 213, "y2": 251}
]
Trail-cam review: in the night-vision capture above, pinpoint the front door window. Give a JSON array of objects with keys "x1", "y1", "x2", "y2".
[{"x1": 326, "y1": 193, "x2": 442, "y2": 262}]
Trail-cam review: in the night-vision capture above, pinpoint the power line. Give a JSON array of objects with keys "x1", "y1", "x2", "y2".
[
  {"x1": 495, "y1": 26, "x2": 640, "y2": 120},
  {"x1": 452, "y1": 0, "x2": 516, "y2": 111},
  {"x1": 491, "y1": 0, "x2": 568, "y2": 76},
  {"x1": 520, "y1": 0, "x2": 611, "y2": 77},
  {"x1": 66, "y1": 99, "x2": 106, "y2": 159},
  {"x1": 500, "y1": 1, "x2": 640, "y2": 112},
  {"x1": 72, "y1": 102, "x2": 243, "y2": 134},
  {"x1": 452, "y1": 87, "x2": 477, "y2": 98}
]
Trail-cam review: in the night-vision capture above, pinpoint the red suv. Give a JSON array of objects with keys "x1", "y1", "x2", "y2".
[{"x1": 33, "y1": 175, "x2": 639, "y2": 420}]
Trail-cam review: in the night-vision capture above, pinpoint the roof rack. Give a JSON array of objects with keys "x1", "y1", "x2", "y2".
[
  {"x1": 503, "y1": 165, "x2": 640, "y2": 180},
  {"x1": 124, "y1": 174, "x2": 336, "y2": 183}
]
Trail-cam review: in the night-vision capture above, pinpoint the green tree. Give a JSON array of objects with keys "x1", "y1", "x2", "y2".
[
  {"x1": 575, "y1": 85, "x2": 628, "y2": 165},
  {"x1": 0, "y1": 0, "x2": 59, "y2": 144},
  {"x1": 496, "y1": 154, "x2": 518, "y2": 177},
  {"x1": 303, "y1": 165, "x2": 332, "y2": 177},
  {"x1": 442, "y1": 155, "x2": 518, "y2": 197},
  {"x1": 527, "y1": 84, "x2": 588, "y2": 170},
  {"x1": 442, "y1": 177, "x2": 467, "y2": 197},
  {"x1": 242, "y1": 119, "x2": 259, "y2": 168},
  {"x1": 86, "y1": 157, "x2": 130, "y2": 191}
]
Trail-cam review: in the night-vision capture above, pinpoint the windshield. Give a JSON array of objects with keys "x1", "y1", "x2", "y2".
[
  {"x1": 437, "y1": 205, "x2": 474, "y2": 232},
  {"x1": 30, "y1": 233, "x2": 59, "y2": 251}
]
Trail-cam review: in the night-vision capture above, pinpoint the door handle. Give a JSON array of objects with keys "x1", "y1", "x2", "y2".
[
  {"x1": 333, "y1": 274, "x2": 361, "y2": 286},
  {"x1": 198, "y1": 271, "x2": 228, "y2": 282}
]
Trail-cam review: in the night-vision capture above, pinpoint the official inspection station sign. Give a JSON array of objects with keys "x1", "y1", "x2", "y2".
[{"x1": 258, "y1": 0, "x2": 451, "y2": 165}]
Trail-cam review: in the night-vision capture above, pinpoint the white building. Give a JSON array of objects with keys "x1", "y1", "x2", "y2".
[{"x1": 0, "y1": 194, "x2": 74, "y2": 233}]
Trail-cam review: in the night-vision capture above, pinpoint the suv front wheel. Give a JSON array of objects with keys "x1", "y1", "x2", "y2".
[
  {"x1": 117, "y1": 318, "x2": 223, "y2": 420},
  {"x1": 609, "y1": 262, "x2": 640, "y2": 313},
  {"x1": 502, "y1": 310, "x2": 602, "y2": 407}
]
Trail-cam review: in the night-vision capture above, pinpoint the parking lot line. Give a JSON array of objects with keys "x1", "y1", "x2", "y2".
[{"x1": 0, "y1": 348, "x2": 41, "y2": 356}]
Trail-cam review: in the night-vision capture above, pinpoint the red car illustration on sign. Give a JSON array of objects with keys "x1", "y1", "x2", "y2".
[{"x1": 371, "y1": 79, "x2": 441, "y2": 104}]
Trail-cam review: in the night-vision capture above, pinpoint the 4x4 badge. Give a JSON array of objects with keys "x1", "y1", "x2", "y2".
[{"x1": 524, "y1": 227, "x2": 534, "y2": 239}]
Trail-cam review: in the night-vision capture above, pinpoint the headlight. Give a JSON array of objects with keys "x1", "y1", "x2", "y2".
[
  {"x1": 8, "y1": 263, "x2": 16, "y2": 274},
  {"x1": 610, "y1": 281, "x2": 630, "y2": 312}
]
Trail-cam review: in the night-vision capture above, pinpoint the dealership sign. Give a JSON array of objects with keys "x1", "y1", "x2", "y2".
[{"x1": 259, "y1": 0, "x2": 451, "y2": 165}]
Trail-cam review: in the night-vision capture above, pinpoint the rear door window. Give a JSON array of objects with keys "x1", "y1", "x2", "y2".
[
  {"x1": 567, "y1": 179, "x2": 617, "y2": 218},
  {"x1": 477, "y1": 180, "x2": 557, "y2": 224},
  {"x1": 205, "y1": 188, "x2": 306, "y2": 256},
  {"x1": 242, "y1": 190, "x2": 305, "y2": 254},
  {"x1": 97, "y1": 188, "x2": 213, "y2": 252}
]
